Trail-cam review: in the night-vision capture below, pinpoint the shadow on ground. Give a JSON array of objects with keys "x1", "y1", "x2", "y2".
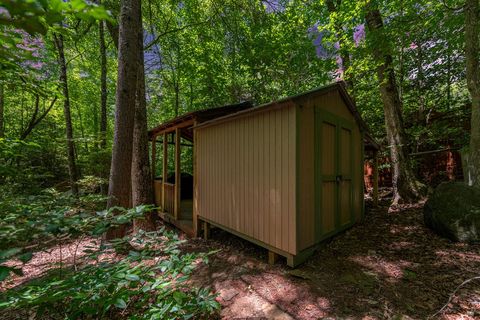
[{"x1": 183, "y1": 200, "x2": 480, "y2": 319}]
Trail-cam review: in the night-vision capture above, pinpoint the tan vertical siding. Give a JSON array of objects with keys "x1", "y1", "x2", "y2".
[
  {"x1": 297, "y1": 90, "x2": 363, "y2": 251},
  {"x1": 339, "y1": 127, "x2": 353, "y2": 228},
  {"x1": 196, "y1": 104, "x2": 297, "y2": 254},
  {"x1": 322, "y1": 182, "x2": 335, "y2": 233},
  {"x1": 296, "y1": 104, "x2": 315, "y2": 249},
  {"x1": 321, "y1": 121, "x2": 337, "y2": 234},
  {"x1": 322, "y1": 123, "x2": 336, "y2": 175},
  {"x1": 354, "y1": 130, "x2": 363, "y2": 220},
  {"x1": 340, "y1": 128, "x2": 352, "y2": 174},
  {"x1": 193, "y1": 87, "x2": 364, "y2": 256},
  {"x1": 288, "y1": 106, "x2": 296, "y2": 251},
  {"x1": 264, "y1": 113, "x2": 271, "y2": 244}
]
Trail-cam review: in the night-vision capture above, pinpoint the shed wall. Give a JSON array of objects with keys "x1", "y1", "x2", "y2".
[
  {"x1": 297, "y1": 90, "x2": 364, "y2": 251},
  {"x1": 196, "y1": 104, "x2": 297, "y2": 254}
]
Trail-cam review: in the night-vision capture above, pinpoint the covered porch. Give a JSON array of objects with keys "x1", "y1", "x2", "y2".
[
  {"x1": 150, "y1": 120, "x2": 195, "y2": 236},
  {"x1": 148, "y1": 102, "x2": 253, "y2": 236}
]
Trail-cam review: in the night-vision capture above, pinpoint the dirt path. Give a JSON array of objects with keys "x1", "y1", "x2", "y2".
[{"x1": 185, "y1": 201, "x2": 480, "y2": 319}]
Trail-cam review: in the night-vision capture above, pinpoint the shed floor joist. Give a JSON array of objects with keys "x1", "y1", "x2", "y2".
[{"x1": 198, "y1": 217, "x2": 318, "y2": 268}]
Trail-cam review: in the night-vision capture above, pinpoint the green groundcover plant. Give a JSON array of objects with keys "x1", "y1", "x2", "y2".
[{"x1": 0, "y1": 190, "x2": 220, "y2": 319}]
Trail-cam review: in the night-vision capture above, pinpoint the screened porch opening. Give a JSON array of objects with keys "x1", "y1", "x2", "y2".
[{"x1": 151, "y1": 123, "x2": 195, "y2": 235}]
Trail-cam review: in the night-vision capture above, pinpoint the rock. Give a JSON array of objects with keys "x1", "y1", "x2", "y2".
[{"x1": 424, "y1": 182, "x2": 480, "y2": 242}]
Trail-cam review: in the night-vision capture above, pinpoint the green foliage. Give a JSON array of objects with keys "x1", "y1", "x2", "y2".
[
  {"x1": 0, "y1": 192, "x2": 220, "y2": 319},
  {"x1": 316, "y1": 0, "x2": 469, "y2": 143},
  {"x1": 1, "y1": 0, "x2": 473, "y2": 192},
  {"x1": 0, "y1": 0, "x2": 112, "y2": 75},
  {"x1": 0, "y1": 231, "x2": 219, "y2": 319},
  {"x1": 0, "y1": 138, "x2": 40, "y2": 177},
  {"x1": 0, "y1": 230, "x2": 219, "y2": 319},
  {"x1": 0, "y1": 188, "x2": 116, "y2": 257},
  {"x1": 0, "y1": 0, "x2": 111, "y2": 35},
  {"x1": 0, "y1": 138, "x2": 65, "y2": 192},
  {"x1": 77, "y1": 175, "x2": 108, "y2": 193},
  {"x1": 145, "y1": 0, "x2": 331, "y2": 128}
]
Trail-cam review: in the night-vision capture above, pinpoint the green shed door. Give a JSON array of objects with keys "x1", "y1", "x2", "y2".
[{"x1": 314, "y1": 110, "x2": 354, "y2": 241}]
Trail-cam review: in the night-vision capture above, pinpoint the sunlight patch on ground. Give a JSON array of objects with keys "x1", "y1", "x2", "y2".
[
  {"x1": 350, "y1": 255, "x2": 414, "y2": 282},
  {"x1": 387, "y1": 241, "x2": 416, "y2": 250},
  {"x1": 435, "y1": 249, "x2": 480, "y2": 265},
  {"x1": 0, "y1": 237, "x2": 100, "y2": 291},
  {"x1": 389, "y1": 224, "x2": 421, "y2": 235}
]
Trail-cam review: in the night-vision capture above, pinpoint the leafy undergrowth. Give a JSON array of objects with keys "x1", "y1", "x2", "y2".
[
  {"x1": 0, "y1": 190, "x2": 219, "y2": 319},
  {"x1": 3, "y1": 190, "x2": 479, "y2": 319},
  {"x1": 183, "y1": 200, "x2": 480, "y2": 319}
]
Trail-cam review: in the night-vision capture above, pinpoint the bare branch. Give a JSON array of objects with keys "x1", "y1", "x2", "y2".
[{"x1": 430, "y1": 276, "x2": 480, "y2": 319}]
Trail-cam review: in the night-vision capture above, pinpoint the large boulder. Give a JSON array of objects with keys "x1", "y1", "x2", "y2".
[{"x1": 424, "y1": 182, "x2": 480, "y2": 242}]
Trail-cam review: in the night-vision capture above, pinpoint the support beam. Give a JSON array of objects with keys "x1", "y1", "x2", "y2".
[
  {"x1": 155, "y1": 140, "x2": 193, "y2": 147},
  {"x1": 203, "y1": 221, "x2": 210, "y2": 240},
  {"x1": 151, "y1": 134, "x2": 157, "y2": 180},
  {"x1": 192, "y1": 121, "x2": 198, "y2": 236},
  {"x1": 373, "y1": 150, "x2": 379, "y2": 206},
  {"x1": 174, "y1": 128, "x2": 181, "y2": 220},
  {"x1": 149, "y1": 118, "x2": 195, "y2": 137},
  {"x1": 268, "y1": 251, "x2": 279, "y2": 265},
  {"x1": 162, "y1": 132, "x2": 167, "y2": 211}
]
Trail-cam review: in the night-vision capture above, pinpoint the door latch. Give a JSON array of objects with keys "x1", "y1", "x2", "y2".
[{"x1": 336, "y1": 175, "x2": 343, "y2": 183}]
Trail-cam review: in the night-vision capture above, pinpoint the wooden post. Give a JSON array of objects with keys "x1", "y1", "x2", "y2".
[
  {"x1": 162, "y1": 132, "x2": 167, "y2": 212},
  {"x1": 151, "y1": 134, "x2": 156, "y2": 180},
  {"x1": 192, "y1": 121, "x2": 198, "y2": 236},
  {"x1": 373, "y1": 150, "x2": 379, "y2": 206},
  {"x1": 203, "y1": 221, "x2": 210, "y2": 240},
  {"x1": 174, "y1": 128, "x2": 181, "y2": 220},
  {"x1": 268, "y1": 251, "x2": 278, "y2": 265}
]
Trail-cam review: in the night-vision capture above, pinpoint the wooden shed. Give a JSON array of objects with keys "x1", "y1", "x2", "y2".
[{"x1": 149, "y1": 82, "x2": 379, "y2": 267}]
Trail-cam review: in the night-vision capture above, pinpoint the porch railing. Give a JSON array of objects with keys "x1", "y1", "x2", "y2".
[{"x1": 163, "y1": 182, "x2": 175, "y2": 214}]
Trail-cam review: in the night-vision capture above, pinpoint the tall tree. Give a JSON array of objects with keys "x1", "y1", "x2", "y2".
[
  {"x1": 105, "y1": 0, "x2": 141, "y2": 239},
  {"x1": 365, "y1": 1, "x2": 424, "y2": 204},
  {"x1": 99, "y1": 19, "x2": 108, "y2": 149},
  {"x1": 132, "y1": 15, "x2": 156, "y2": 232},
  {"x1": 325, "y1": 0, "x2": 353, "y2": 89},
  {"x1": 54, "y1": 33, "x2": 79, "y2": 196},
  {"x1": 464, "y1": 0, "x2": 480, "y2": 187},
  {"x1": 103, "y1": 0, "x2": 155, "y2": 231}
]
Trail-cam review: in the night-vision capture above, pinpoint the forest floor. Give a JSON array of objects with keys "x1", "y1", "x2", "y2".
[
  {"x1": 184, "y1": 200, "x2": 480, "y2": 319},
  {"x1": 2, "y1": 199, "x2": 479, "y2": 319}
]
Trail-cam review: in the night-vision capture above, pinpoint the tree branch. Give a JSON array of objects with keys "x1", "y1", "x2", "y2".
[
  {"x1": 144, "y1": 20, "x2": 211, "y2": 51},
  {"x1": 430, "y1": 276, "x2": 480, "y2": 318},
  {"x1": 20, "y1": 96, "x2": 57, "y2": 140}
]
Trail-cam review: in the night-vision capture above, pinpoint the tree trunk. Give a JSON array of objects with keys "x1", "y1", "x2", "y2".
[
  {"x1": 174, "y1": 81, "x2": 180, "y2": 117},
  {"x1": 0, "y1": 83, "x2": 4, "y2": 138},
  {"x1": 132, "y1": 14, "x2": 156, "y2": 232},
  {"x1": 76, "y1": 99, "x2": 88, "y2": 154},
  {"x1": 54, "y1": 34, "x2": 79, "y2": 196},
  {"x1": 325, "y1": 0, "x2": 356, "y2": 100},
  {"x1": 465, "y1": 0, "x2": 480, "y2": 188},
  {"x1": 416, "y1": 41, "x2": 426, "y2": 125},
  {"x1": 365, "y1": 3, "x2": 424, "y2": 204},
  {"x1": 105, "y1": 0, "x2": 141, "y2": 239},
  {"x1": 106, "y1": 21, "x2": 119, "y2": 49},
  {"x1": 99, "y1": 19, "x2": 108, "y2": 149}
]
